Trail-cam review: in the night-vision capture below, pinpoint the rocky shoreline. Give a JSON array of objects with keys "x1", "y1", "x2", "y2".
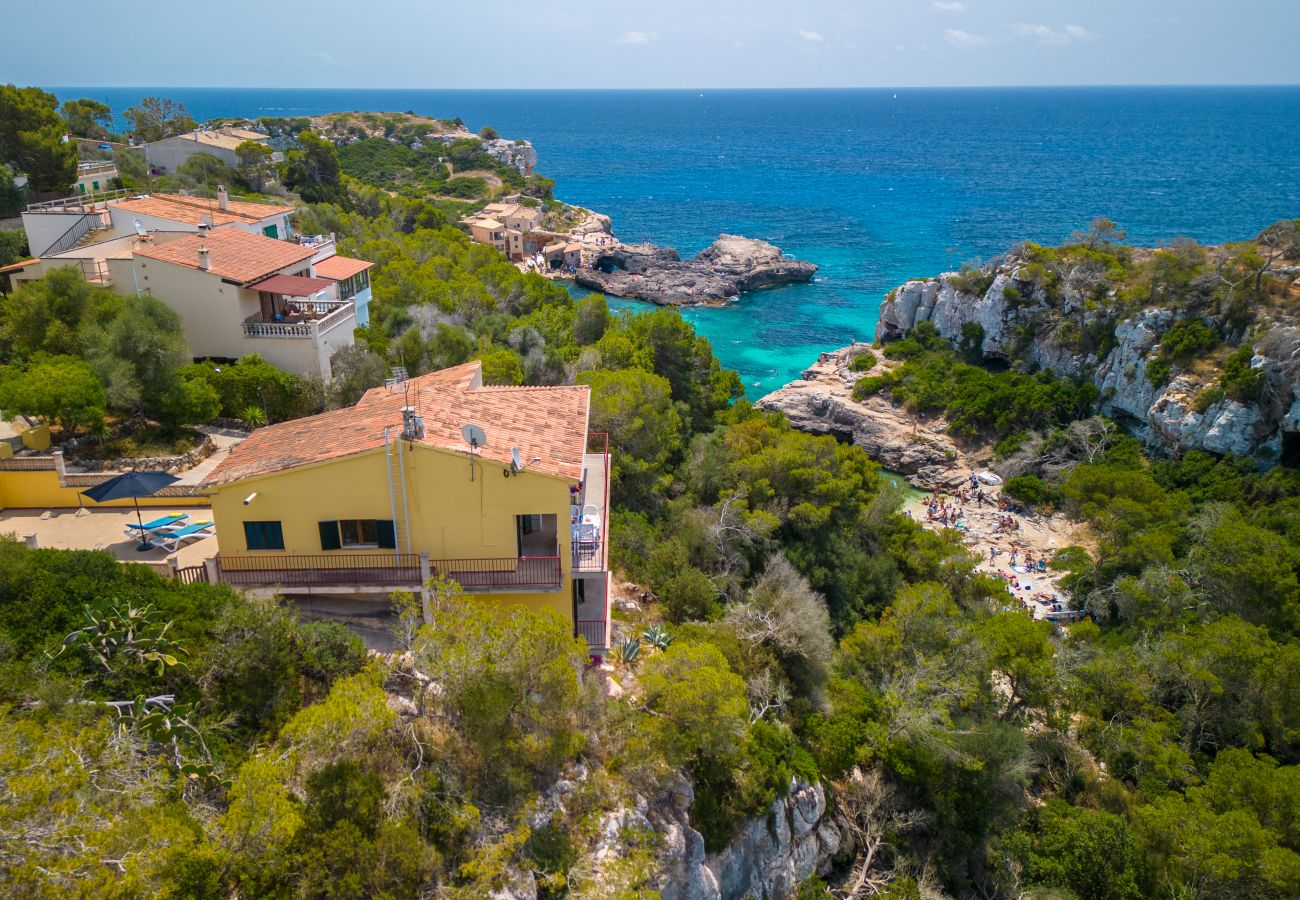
[
  {"x1": 756, "y1": 345, "x2": 978, "y2": 489},
  {"x1": 574, "y1": 235, "x2": 816, "y2": 307}
]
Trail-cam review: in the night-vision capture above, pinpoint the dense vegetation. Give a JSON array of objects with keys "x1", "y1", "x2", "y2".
[{"x1": 3, "y1": 96, "x2": 1300, "y2": 894}]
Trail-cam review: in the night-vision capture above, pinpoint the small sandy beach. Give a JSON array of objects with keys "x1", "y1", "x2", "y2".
[{"x1": 902, "y1": 480, "x2": 1080, "y2": 620}]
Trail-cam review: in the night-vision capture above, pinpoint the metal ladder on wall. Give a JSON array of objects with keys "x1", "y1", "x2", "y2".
[{"x1": 383, "y1": 425, "x2": 412, "y2": 555}]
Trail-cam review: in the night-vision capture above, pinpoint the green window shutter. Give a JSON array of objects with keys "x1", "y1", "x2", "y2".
[
  {"x1": 264, "y1": 521, "x2": 284, "y2": 550},
  {"x1": 318, "y1": 520, "x2": 341, "y2": 550},
  {"x1": 244, "y1": 521, "x2": 284, "y2": 551},
  {"x1": 376, "y1": 519, "x2": 397, "y2": 549}
]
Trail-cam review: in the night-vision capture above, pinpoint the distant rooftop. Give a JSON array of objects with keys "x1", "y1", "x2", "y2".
[
  {"x1": 153, "y1": 127, "x2": 269, "y2": 152},
  {"x1": 113, "y1": 192, "x2": 294, "y2": 227},
  {"x1": 134, "y1": 226, "x2": 315, "y2": 284},
  {"x1": 313, "y1": 255, "x2": 374, "y2": 281}
]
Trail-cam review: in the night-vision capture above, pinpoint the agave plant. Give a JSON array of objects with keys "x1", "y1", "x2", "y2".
[
  {"x1": 240, "y1": 405, "x2": 267, "y2": 430},
  {"x1": 642, "y1": 624, "x2": 673, "y2": 653},
  {"x1": 617, "y1": 636, "x2": 641, "y2": 666}
]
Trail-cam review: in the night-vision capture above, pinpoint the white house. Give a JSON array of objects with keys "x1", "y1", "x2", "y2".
[{"x1": 144, "y1": 127, "x2": 271, "y2": 172}]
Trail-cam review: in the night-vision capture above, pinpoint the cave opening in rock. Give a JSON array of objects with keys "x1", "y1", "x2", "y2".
[{"x1": 1281, "y1": 432, "x2": 1300, "y2": 468}]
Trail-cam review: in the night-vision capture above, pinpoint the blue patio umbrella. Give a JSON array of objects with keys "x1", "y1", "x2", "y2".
[{"x1": 81, "y1": 471, "x2": 181, "y2": 551}]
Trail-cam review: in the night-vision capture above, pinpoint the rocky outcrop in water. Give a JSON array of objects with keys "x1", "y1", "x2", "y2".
[
  {"x1": 870, "y1": 247, "x2": 1300, "y2": 465},
  {"x1": 574, "y1": 235, "x2": 817, "y2": 306}
]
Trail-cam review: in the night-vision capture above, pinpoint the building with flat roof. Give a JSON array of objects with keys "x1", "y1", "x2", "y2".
[{"x1": 144, "y1": 126, "x2": 271, "y2": 172}]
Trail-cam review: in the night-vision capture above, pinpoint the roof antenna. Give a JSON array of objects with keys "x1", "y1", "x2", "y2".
[{"x1": 461, "y1": 423, "x2": 487, "y2": 481}]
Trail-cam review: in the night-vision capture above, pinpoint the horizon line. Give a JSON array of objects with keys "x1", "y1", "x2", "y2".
[{"x1": 38, "y1": 82, "x2": 1300, "y2": 92}]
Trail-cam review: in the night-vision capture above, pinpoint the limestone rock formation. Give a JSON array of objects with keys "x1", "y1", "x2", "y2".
[
  {"x1": 574, "y1": 235, "x2": 816, "y2": 306},
  {"x1": 652, "y1": 777, "x2": 841, "y2": 900},
  {"x1": 480, "y1": 138, "x2": 538, "y2": 175},
  {"x1": 756, "y1": 345, "x2": 972, "y2": 487},
  {"x1": 869, "y1": 256, "x2": 1300, "y2": 465}
]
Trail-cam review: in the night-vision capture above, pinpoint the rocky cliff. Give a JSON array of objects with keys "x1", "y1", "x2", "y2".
[
  {"x1": 583, "y1": 776, "x2": 842, "y2": 899},
  {"x1": 850, "y1": 227, "x2": 1300, "y2": 465},
  {"x1": 574, "y1": 235, "x2": 817, "y2": 306},
  {"x1": 757, "y1": 346, "x2": 974, "y2": 487}
]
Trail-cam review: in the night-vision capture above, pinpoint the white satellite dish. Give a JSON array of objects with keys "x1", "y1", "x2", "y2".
[
  {"x1": 133, "y1": 218, "x2": 147, "y2": 237},
  {"x1": 510, "y1": 447, "x2": 523, "y2": 473},
  {"x1": 462, "y1": 423, "x2": 486, "y2": 481}
]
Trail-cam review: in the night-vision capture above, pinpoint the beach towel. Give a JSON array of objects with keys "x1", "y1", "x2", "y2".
[{"x1": 1011, "y1": 564, "x2": 1031, "y2": 574}]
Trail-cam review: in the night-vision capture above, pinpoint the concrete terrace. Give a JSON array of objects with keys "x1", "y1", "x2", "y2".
[{"x1": 0, "y1": 507, "x2": 217, "y2": 569}]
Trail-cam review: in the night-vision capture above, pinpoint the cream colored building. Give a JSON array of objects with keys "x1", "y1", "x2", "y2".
[
  {"x1": 6, "y1": 226, "x2": 366, "y2": 381},
  {"x1": 464, "y1": 200, "x2": 546, "y2": 261},
  {"x1": 144, "y1": 127, "x2": 271, "y2": 172}
]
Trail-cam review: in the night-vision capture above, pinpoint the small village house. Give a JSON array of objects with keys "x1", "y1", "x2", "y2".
[
  {"x1": 463, "y1": 200, "x2": 546, "y2": 261},
  {"x1": 144, "y1": 126, "x2": 271, "y2": 173},
  {"x1": 6, "y1": 188, "x2": 376, "y2": 374},
  {"x1": 198, "y1": 362, "x2": 612, "y2": 653}
]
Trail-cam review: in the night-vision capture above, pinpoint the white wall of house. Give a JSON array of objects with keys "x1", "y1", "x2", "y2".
[
  {"x1": 238, "y1": 306, "x2": 357, "y2": 381},
  {"x1": 144, "y1": 136, "x2": 240, "y2": 171},
  {"x1": 18, "y1": 211, "x2": 99, "y2": 257},
  {"x1": 107, "y1": 207, "x2": 292, "y2": 240},
  {"x1": 103, "y1": 254, "x2": 353, "y2": 380}
]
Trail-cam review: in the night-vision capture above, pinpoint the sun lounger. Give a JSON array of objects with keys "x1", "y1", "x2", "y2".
[
  {"x1": 125, "y1": 513, "x2": 188, "y2": 534},
  {"x1": 147, "y1": 521, "x2": 215, "y2": 552}
]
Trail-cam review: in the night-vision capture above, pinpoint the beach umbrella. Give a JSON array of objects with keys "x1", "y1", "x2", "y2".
[{"x1": 81, "y1": 471, "x2": 180, "y2": 551}]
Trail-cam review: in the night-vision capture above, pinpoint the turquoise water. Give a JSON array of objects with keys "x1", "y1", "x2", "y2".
[{"x1": 57, "y1": 87, "x2": 1300, "y2": 395}]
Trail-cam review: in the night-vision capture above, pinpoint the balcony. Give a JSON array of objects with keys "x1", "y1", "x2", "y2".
[
  {"x1": 213, "y1": 552, "x2": 562, "y2": 593},
  {"x1": 242, "y1": 300, "x2": 353, "y2": 339},
  {"x1": 572, "y1": 432, "x2": 610, "y2": 574}
]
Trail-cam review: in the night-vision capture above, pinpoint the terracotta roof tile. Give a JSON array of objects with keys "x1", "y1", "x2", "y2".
[
  {"x1": 202, "y1": 362, "x2": 590, "y2": 486},
  {"x1": 114, "y1": 192, "x2": 293, "y2": 227},
  {"x1": 134, "y1": 226, "x2": 315, "y2": 284},
  {"x1": 313, "y1": 255, "x2": 374, "y2": 280}
]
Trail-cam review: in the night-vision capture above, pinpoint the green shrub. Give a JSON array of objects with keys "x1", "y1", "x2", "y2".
[
  {"x1": 1220, "y1": 344, "x2": 1262, "y2": 403},
  {"x1": 849, "y1": 350, "x2": 877, "y2": 372},
  {"x1": 662, "y1": 567, "x2": 718, "y2": 623},
  {"x1": 950, "y1": 266, "x2": 994, "y2": 296},
  {"x1": 1003, "y1": 474, "x2": 1062, "y2": 509},
  {"x1": 995, "y1": 431, "x2": 1031, "y2": 458}
]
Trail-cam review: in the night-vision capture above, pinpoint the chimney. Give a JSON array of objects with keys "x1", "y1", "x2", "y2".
[
  {"x1": 216, "y1": 186, "x2": 229, "y2": 211},
  {"x1": 400, "y1": 406, "x2": 424, "y2": 440},
  {"x1": 197, "y1": 246, "x2": 210, "y2": 271}
]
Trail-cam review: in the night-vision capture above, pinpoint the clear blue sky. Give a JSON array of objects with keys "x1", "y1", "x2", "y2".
[{"x1": 5, "y1": 0, "x2": 1298, "y2": 89}]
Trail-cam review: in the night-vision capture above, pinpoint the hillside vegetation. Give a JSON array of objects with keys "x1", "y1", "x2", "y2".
[{"x1": 3, "y1": 115, "x2": 1300, "y2": 894}]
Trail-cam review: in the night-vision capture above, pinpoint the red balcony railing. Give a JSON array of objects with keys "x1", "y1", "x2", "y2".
[
  {"x1": 576, "y1": 619, "x2": 608, "y2": 650},
  {"x1": 215, "y1": 553, "x2": 422, "y2": 587},
  {"x1": 429, "y1": 556, "x2": 561, "y2": 591},
  {"x1": 213, "y1": 552, "x2": 563, "y2": 592}
]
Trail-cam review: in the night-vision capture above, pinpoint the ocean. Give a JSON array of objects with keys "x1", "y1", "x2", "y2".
[{"x1": 54, "y1": 86, "x2": 1300, "y2": 396}]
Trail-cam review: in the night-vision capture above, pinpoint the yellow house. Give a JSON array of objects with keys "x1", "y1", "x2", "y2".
[{"x1": 199, "y1": 362, "x2": 611, "y2": 653}]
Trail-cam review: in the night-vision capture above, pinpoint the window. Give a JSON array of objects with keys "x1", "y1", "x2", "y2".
[
  {"x1": 244, "y1": 520, "x2": 285, "y2": 551},
  {"x1": 262, "y1": 223, "x2": 279, "y2": 239},
  {"x1": 318, "y1": 519, "x2": 397, "y2": 550},
  {"x1": 516, "y1": 514, "x2": 558, "y2": 557},
  {"x1": 340, "y1": 519, "x2": 379, "y2": 547}
]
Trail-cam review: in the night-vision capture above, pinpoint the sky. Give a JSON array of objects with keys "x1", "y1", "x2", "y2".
[{"x1": 4, "y1": 0, "x2": 1298, "y2": 89}]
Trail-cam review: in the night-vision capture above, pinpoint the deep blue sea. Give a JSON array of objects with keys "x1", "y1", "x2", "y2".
[{"x1": 55, "y1": 87, "x2": 1300, "y2": 395}]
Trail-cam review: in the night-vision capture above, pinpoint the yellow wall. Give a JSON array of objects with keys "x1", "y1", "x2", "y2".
[
  {"x1": 208, "y1": 442, "x2": 577, "y2": 618},
  {"x1": 21, "y1": 424, "x2": 51, "y2": 452},
  {"x1": 0, "y1": 470, "x2": 210, "y2": 511}
]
